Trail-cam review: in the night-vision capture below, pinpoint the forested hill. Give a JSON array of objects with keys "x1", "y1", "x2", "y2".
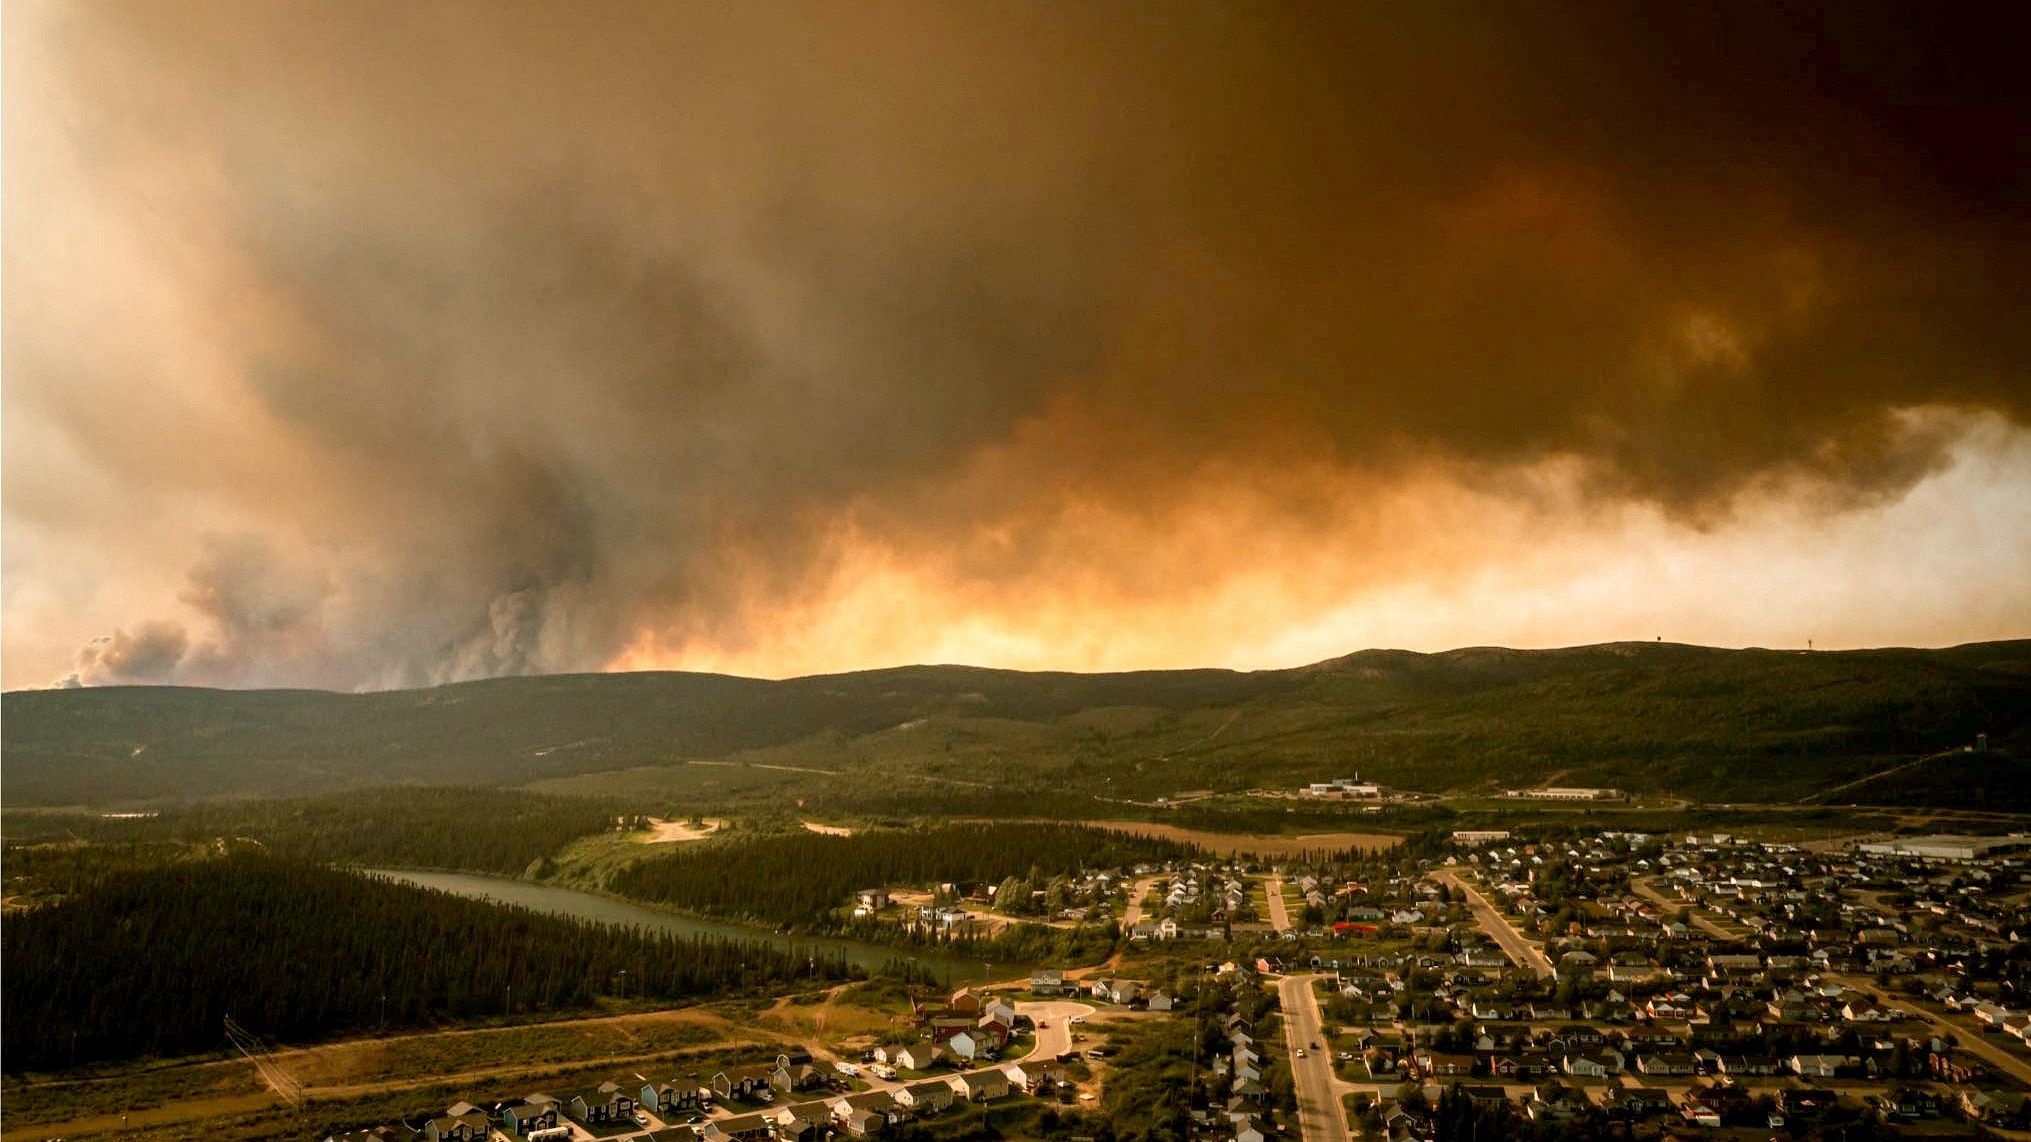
[{"x1": 3, "y1": 640, "x2": 2026, "y2": 805}]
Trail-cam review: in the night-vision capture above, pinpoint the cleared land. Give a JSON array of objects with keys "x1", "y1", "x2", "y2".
[
  {"x1": 1088, "y1": 820, "x2": 1399, "y2": 857},
  {"x1": 643, "y1": 816, "x2": 723, "y2": 842}
]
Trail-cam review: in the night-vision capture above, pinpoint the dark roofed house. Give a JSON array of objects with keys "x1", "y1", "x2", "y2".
[
  {"x1": 896, "y1": 1081, "x2": 955, "y2": 1114},
  {"x1": 641, "y1": 1080, "x2": 704, "y2": 1115},
  {"x1": 501, "y1": 1093, "x2": 562, "y2": 1135},
  {"x1": 957, "y1": 1069, "x2": 1011, "y2": 1101},
  {"x1": 714, "y1": 1066, "x2": 775, "y2": 1103},
  {"x1": 772, "y1": 1061, "x2": 829, "y2": 1093},
  {"x1": 568, "y1": 1081, "x2": 636, "y2": 1125},
  {"x1": 701, "y1": 1113, "x2": 775, "y2": 1142},
  {"x1": 423, "y1": 1102, "x2": 491, "y2": 1142}
]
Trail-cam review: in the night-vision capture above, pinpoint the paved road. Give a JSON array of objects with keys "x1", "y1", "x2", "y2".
[
  {"x1": 1432, "y1": 871, "x2": 1553, "y2": 979},
  {"x1": 1020, "y1": 999, "x2": 1096, "y2": 1065},
  {"x1": 1631, "y1": 875, "x2": 1741, "y2": 940},
  {"x1": 1121, "y1": 875, "x2": 1163, "y2": 929},
  {"x1": 1265, "y1": 876, "x2": 1294, "y2": 932},
  {"x1": 1277, "y1": 974, "x2": 1352, "y2": 1142},
  {"x1": 1832, "y1": 978, "x2": 2031, "y2": 1087}
]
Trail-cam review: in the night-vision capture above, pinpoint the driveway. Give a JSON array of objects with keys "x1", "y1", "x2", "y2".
[{"x1": 1277, "y1": 973, "x2": 1352, "y2": 1142}]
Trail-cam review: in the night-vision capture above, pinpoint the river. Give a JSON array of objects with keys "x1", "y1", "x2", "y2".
[{"x1": 368, "y1": 868, "x2": 1004, "y2": 984}]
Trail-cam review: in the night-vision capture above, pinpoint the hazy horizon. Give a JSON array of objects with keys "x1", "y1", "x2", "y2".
[{"x1": 8, "y1": 633, "x2": 2027, "y2": 695}]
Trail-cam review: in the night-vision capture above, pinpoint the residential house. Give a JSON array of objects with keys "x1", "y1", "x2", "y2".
[
  {"x1": 1030, "y1": 969, "x2": 1077, "y2": 997},
  {"x1": 771, "y1": 1062, "x2": 828, "y2": 1093},
  {"x1": 1526, "y1": 1082, "x2": 1592, "y2": 1123},
  {"x1": 713, "y1": 1067, "x2": 773, "y2": 1103},
  {"x1": 829, "y1": 1091, "x2": 898, "y2": 1135},
  {"x1": 700, "y1": 1113, "x2": 775, "y2": 1142},
  {"x1": 1564, "y1": 1050, "x2": 1622, "y2": 1078},
  {"x1": 1635, "y1": 1051, "x2": 1697, "y2": 1077},
  {"x1": 1961, "y1": 1089, "x2": 2030, "y2": 1124},
  {"x1": 568, "y1": 1081, "x2": 637, "y2": 1126},
  {"x1": 1603, "y1": 1086, "x2": 1673, "y2": 1118},
  {"x1": 895, "y1": 1081, "x2": 955, "y2": 1114},
  {"x1": 640, "y1": 1081, "x2": 703, "y2": 1115},
  {"x1": 776, "y1": 1109, "x2": 829, "y2": 1142},
  {"x1": 892, "y1": 1042, "x2": 943, "y2": 1072},
  {"x1": 502, "y1": 1094, "x2": 563, "y2": 1135},
  {"x1": 953, "y1": 1069, "x2": 1010, "y2": 1102},
  {"x1": 423, "y1": 1103, "x2": 490, "y2": 1142},
  {"x1": 947, "y1": 1031, "x2": 989, "y2": 1063},
  {"x1": 1790, "y1": 1054, "x2": 1850, "y2": 1079}
]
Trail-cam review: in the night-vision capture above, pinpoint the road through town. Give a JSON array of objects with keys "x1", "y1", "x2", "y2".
[
  {"x1": 1265, "y1": 876, "x2": 1294, "y2": 932},
  {"x1": 1432, "y1": 870, "x2": 1553, "y2": 979},
  {"x1": 1832, "y1": 978, "x2": 2031, "y2": 1087},
  {"x1": 1277, "y1": 973, "x2": 1352, "y2": 1142},
  {"x1": 1121, "y1": 875, "x2": 1163, "y2": 929}
]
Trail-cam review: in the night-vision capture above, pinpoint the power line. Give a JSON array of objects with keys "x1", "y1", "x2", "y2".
[{"x1": 223, "y1": 1015, "x2": 304, "y2": 1109}]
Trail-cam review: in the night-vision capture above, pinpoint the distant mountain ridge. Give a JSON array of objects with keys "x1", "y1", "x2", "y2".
[{"x1": 3, "y1": 640, "x2": 2025, "y2": 806}]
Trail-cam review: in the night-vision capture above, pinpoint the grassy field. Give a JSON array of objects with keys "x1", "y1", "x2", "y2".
[{"x1": 1086, "y1": 820, "x2": 1401, "y2": 857}]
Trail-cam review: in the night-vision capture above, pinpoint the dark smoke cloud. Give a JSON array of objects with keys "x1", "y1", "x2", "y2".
[{"x1": 7, "y1": 1, "x2": 2027, "y2": 688}]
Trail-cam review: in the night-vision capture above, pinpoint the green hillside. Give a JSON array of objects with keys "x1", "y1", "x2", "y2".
[{"x1": 3, "y1": 641, "x2": 2025, "y2": 806}]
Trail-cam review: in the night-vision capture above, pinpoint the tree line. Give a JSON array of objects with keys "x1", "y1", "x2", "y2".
[
  {"x1": 3, "y1": 786, "x2": 624, "y2": 880},
  {"x1": 611, "y1": 823, "x2": 1195, "y2": 928},
  {"x1": 2, "y1": 853, "x2": 854, "y2": 1071}
]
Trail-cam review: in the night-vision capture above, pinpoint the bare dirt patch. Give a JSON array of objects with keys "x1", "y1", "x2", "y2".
[
  {"x1": 802, "y1": 820, "x2": 855, "y2": 837},
  {"x1": 643, "y1": 817, "x2": 723, "y2": 843}
]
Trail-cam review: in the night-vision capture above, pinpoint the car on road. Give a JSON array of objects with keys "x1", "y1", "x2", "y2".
[
  {"x1": 1294, "y1": 1048, "x2": 1305, "y2": 1058},
  {"x1": 1037, "y1": 1020, "x2": 1048, "y2": 1028}
]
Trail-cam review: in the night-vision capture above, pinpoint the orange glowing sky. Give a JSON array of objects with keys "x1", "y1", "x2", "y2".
[{"x1": 4, "y1": 1, "x2": 2027, "y2": 690}]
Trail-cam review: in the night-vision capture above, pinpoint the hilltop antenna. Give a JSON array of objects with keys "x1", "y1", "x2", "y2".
[{"x1": 224, "y1": 1015, "x2": 304, "y2": 1109}]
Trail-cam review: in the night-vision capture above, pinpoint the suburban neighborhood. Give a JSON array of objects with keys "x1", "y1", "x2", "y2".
[{"x1": 308, "y1": 825, "x2": 2031, "y2": 1142}]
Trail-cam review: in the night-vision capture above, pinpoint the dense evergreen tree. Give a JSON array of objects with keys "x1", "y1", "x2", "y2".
[
  {"x1": 2, "y1": 787, "x2": 623, "y2": 880},
  {"x1": 611, "y1": 823, "x2": 1192, "y2": 927},
  {"x1": 2, "y1": 854, "x2": 852, "y2": 1070}
]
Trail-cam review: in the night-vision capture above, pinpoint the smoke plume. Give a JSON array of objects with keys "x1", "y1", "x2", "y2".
[{"x1": 6, "y1": 1, "x2": 2027, "y2": 688}]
